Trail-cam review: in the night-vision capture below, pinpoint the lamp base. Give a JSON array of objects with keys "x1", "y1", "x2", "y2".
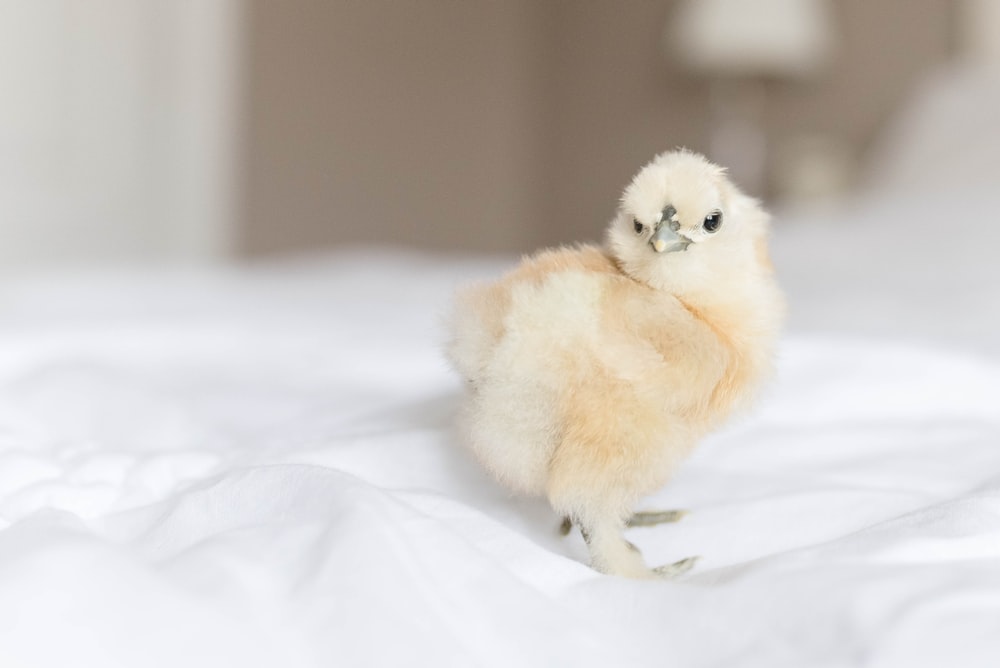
[{"x1": 706, "y1": 79, "x2": 767, "y2": 198}]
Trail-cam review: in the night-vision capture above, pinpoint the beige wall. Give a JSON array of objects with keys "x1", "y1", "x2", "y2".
[
  {"x1": 767, "y1": 0, "x2": 955, "y2": 166},
  {"x1": 241, "y1": 1, "x2": 551, "y2": 254},
  {"x1": 240, "y1": 0, "x2": 955, "y2": 256},
  {"x1": 535, "y1": 2, "x2": 709, "y2": 248}
]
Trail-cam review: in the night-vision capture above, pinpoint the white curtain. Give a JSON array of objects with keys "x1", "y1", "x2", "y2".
[{"x1": 0, "y1": 0, "x2": 241, "y2": 269}]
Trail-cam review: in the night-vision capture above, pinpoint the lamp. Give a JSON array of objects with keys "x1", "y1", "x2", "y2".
[{"x1": 667, "y1": 0, "x2": 835, "y2": 195}]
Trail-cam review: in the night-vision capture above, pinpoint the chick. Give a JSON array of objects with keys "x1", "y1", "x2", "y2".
[{"x1": 446, "y1": 150, "x2": 784, "y2": 579}]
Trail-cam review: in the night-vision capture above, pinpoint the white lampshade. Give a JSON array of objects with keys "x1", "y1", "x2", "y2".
[{"x1": 669, "y1": 0, "x2": 835, "y2": 78}]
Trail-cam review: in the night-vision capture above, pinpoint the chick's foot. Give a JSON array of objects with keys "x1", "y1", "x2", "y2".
[
  {"x1": 627, "y1": 509, "x2": 688, "y2": 527},
  {"x1": 652, "y1": 556, "x2": 699, "y2": 579},
  {"x1": 560, "y1": 509, "x2": 687, "y2": 534}
]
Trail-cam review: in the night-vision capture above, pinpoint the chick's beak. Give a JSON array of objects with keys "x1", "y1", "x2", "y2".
[
  {"x1": 649, "y1": 223, "x2": 681, "y2": 253},
  {"x1": 649, "y1": 207, "x2": 690, "y2": 253}
]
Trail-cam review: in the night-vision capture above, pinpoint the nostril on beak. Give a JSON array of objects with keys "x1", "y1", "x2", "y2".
[{"x1": 669, "y1": 220, "x2": 680, "y2": 232}]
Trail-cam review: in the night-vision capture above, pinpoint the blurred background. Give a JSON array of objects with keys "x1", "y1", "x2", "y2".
[{"x1": 0, "y1": 0, "x2": 995, "y2": 270}]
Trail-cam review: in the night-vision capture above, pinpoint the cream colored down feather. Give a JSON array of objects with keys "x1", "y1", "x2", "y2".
[{"x1": 446, "y1": 149, "x2": 785, "y2": 579}]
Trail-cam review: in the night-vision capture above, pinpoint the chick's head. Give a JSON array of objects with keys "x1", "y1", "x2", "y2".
[{"x1": 607, "y1": 149, "x2": 770, "y2": 294}]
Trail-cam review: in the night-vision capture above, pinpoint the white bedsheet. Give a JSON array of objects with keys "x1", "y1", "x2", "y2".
[
  {"x1": 0, "y1": 245, "x2": 997, "y2": 668},
  {"x1": 3, "y1": 69, "x2": 1000, "y2": 667}
]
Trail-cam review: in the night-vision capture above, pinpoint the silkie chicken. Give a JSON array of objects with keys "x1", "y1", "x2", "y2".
[{"x1": 445, "y1": 149, "x2": 784, "y2": 579}]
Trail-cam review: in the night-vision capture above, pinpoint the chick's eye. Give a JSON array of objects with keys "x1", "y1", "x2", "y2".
[
  {"x1": 703, "y1": 211, "x2": 723, "y2": 233},
  {"x1": 633, "y1": 219, "x2": 645, "y2": 234}
]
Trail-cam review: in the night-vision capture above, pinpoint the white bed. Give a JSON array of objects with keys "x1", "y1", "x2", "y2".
[{"x1": 1, "y1": 66, "x2": 999, "y2": 667}]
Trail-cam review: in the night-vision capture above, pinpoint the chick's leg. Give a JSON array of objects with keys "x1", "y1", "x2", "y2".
[
  {"x1": 571, "y1": 512, "x2": 697, "y2": 579},
  {"x1": 547, "y1": 392, "x2": 697, "y2": 578},
  {"x1": 550, "y1": 482, "x2": 687, "y2": 578},
  {"x1": 577, "y1": 514, "x2": 651, "y2": 579},
  {"x1": 548, "y1": 463, "x2": 698, "y2": 578}
]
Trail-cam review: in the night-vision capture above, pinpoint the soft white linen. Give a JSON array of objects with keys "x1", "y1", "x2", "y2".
[
  {"x1": 2, "y1": 70, "x2": 1000, "y2": 667},
  {"x1": 0, "y1": 246, "x2": 997, "y2": 668}
]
